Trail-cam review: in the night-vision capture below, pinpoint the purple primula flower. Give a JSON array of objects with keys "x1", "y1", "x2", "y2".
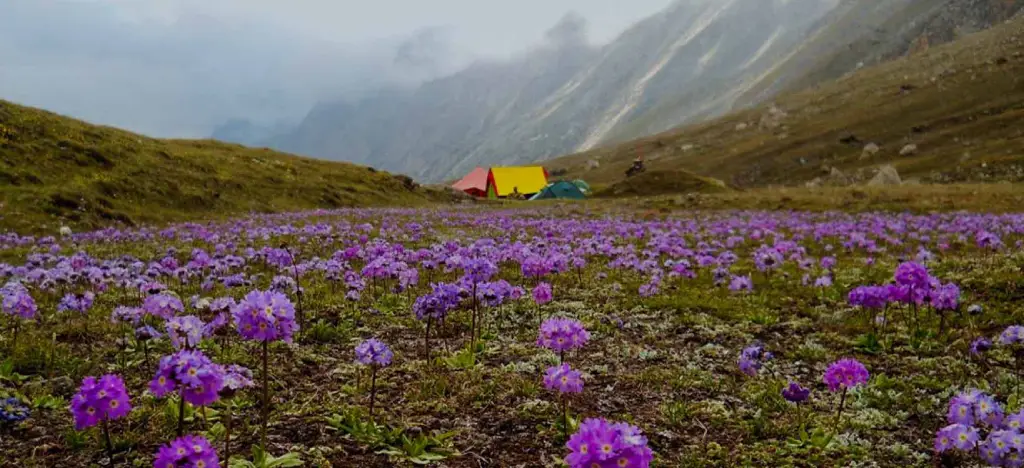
[
  {"x1": 354, "y1": 338, "x2": 393, "y2": 367},
  {"x1": 565, "y1": 418, "x2": 653, "y2": 468},
  {"x1": 1001, "y1": 326, "x2": 1024, "y2": 346},
  {"x1": 111, "y1": 306, "x2": 143, "y2": 325},
  {"x1": 144, "y1": 293, "x2": 184, "y2": 319},
  {"x1": 537, "y1": 318, "x2": 590, "y2": 353},
  {"x1": 533, "y1": 282, "x2": 553, "y2": 305},
  {"x1": 894, "y1": 261, "x2": 930, "y2": 289},
  {"x1": 782, "y1": 381, "x2": 810, "y2": 403},
  {"x1": 970, "y1": 337, "x2": 993, "y2": 356},
  {"x1": 152, "y1": 434, "x2": 218, "y2": 468},
  {"x1": 823, "y1": 358, "x2": 869, "y2": 392},
  {"x1": 544, "y1": 363, "x2": 584, "y2": 394},
  {"x1": 166, "y1": 315, "x2": 206, "y2": 349},
  {"x1": 218, "y1": 364, "x2": 254, "y2": 398},
  {"x1": 738, "y1": 343, "x2": 771, "y2": 377},
  {"x1": 2, "y1": 287, "x2": 37, "y2": 320},
  {"x1": 69, "y1": 374, "x2": 132, "y2": 430},
  {"x1": 729, "y1": 275, "x2": 753, "y2": 293},
  {"x1": 232, "y1": 290, "x2": 298, "y2": 343},
  {"x1": 150, "y1": 349, "x2": 224, "y2": 407}
]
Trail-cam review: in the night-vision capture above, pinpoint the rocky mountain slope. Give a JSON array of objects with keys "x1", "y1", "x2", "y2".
[
  {"x1": 235, "y1": 0, "x2": 1023, "y2": 183},
  {"x1": 546, "y1": 14, "x2": 1024, "y2": 188}
]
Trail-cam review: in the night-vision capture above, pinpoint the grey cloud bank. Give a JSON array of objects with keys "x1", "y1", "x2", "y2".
[{"x1": 0, "y1": 0, "x2": 673, "y2": 138}]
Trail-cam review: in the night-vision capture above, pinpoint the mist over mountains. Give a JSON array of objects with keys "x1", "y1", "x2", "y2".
[{"x1": 217, "y1": 0, "x2": 1024, "y2": 182}]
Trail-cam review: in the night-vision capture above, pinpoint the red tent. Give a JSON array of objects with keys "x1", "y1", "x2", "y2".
[{"x1": 451, "y1": 167, "x2": 489, "y2": 197}]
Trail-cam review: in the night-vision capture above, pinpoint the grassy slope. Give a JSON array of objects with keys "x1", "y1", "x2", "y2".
[
  {"x1": 548, "y1": 15, "x2": 1024, "y2": 189},
  {"x1": 0, "y1": 100, "x2": 447, "y2": 233}
]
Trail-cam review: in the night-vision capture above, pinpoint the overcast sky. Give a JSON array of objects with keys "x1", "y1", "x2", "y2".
[{"x1": 0, "y1": 0, "x2": 675, "y2": 137}]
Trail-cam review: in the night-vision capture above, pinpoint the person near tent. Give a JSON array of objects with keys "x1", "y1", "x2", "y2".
[{"x1": 511, "y1": 186, "x2": 523, "y2": 200}]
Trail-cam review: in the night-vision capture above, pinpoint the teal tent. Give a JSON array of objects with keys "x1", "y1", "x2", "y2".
[
  {"x1": 529, "y1": 180, "x2": 587, "y2": 200},
  {"x1": 571, "y1": 179, "x2": 591, "y2": 194}
]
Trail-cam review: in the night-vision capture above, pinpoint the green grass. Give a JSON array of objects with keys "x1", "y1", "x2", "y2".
[
  {"x1": 0, "y1": 99, "x2": 449, "y2": 233},
  {"x1": 549, "y1": 15, "x2": 1024, "y2": 190}
]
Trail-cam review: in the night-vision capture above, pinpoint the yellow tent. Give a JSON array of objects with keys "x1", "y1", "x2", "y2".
[{"x1": 487, "y1": 166, "x2": 549, "y2": 198}]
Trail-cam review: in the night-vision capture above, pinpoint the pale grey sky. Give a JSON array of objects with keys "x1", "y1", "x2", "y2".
[{"x1": 0, "y1": 0, "x2": 675, "y2": 137}]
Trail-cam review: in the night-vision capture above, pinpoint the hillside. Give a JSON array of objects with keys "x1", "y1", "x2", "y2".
[
  {"x1": 0, "y1": 100, "x2": 444, "y2": 234},
  {"x1": 240, "y1": 0, "x2": 1023, "y2": 183},
  {"x1": 548, "y1": 14, "x2": 1024, "y2": 188}
]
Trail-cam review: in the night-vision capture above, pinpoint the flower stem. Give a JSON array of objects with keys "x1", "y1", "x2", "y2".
[
  {"x1": 177, "y1": 395, "x2": 186, "y2": 436},
  {"x1": 102, "y1": 418, "x2": 114, "y2": 459},
  {"x1": 835, "y1": 387, "x2": 848, "y2": 427},
  {"x1": 369, "y1": 366, "x2": 378, "y2": 424},
  {"x1": 224, "y1": 400, "x2": 233, "y2": 467},
  {"x1": 261, "y1": 340, "x2": 270, "y2": 451}
]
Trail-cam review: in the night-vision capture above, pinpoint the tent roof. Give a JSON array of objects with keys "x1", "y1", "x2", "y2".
[
  {"x1": 488, "y1": 166, "x2": 548, "y2": 196},
  {"x1": 530, "y1": 180, "x2": 586, "y2": 200},
  {"x1": 452, "y1": 167, "x2": 489, "y2": 192}
]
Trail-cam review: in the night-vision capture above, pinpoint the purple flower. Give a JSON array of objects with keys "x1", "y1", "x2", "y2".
[
  {"x1": 931, "y1": 283, "x2": 960, "y2": 311},
  {"x1": 166, "y1": 316, "x2": 206, "y2": 349},
  {"x1": 822, "y1": 358, "x2": 869, "y2": 392},
  {"x1": 218, "y1": 365, "x2": 254, "y2": 398},
  {"x1": 738, "y1": 344, "x2": 771, "y2": 377},
  {"x1": 232, "y1": 290, "x2": 298, "y2": 343},
  {"x1": 533, "y1": 282, "x2": 553, "y2": 305},
  {"x1": 894, "y1": 261, "x2": 930, "y2": 289},
  {"x1": 150, "y1": 349, "x2": 224, "y2": 407},
  {"x1": 544, "y1": 364, "x2": 584, "y2": 394},
  {"x1": 537, "y1": 318, "x2": 590, "y2": 353},
  {"x1": 729, "y1": 275, "x2": 753, "y2": 293},
  {"x1": 152, "y1": 434, "x2": 218, "y2": 468},
  {"x1": 111, "y1": 306, "x2": 143, "y2": 325},
  {"x1": 1001, "y1": 326, "x2": 1024, "y2": 345},
  {"x1": 1, "y1": 397, "x2": 30, "y2": 423},
  {"x1": 2, "y1": 286, "x2": 37, "y2": 320},
  {"x1": 59, "y1": 291, "x2": 95, "y2": 314},
  {"x1": 144, "y1": 293, "x2": 184, "y2": 319},
  {"x1": 970, "y1": 337, "x2": 993, "y2": 356},
  {"x1": 565, "y1": 418, "x2": 653, "y2": 468},
  {"x1": 782, "y1": 381, "x2": 810, "y2": 403},
  {"x1": 135, "y1": 325, "x2": 162, "y2": 341},
  {"x1": 69, "y1": 374, "x2": 132, "y2": 430},
  {"x1": 354, "y1": 338, "x2": 393, "y2": 367}
]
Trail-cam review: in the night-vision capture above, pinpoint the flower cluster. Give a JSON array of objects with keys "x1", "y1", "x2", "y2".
[
  {"x1": 166, "y1": 315, "x2": 205, "y2": 349},
  {"x1": 737, "y1": 343, "x2": 773, "y2": 377},
  {"x1": 566, "y1": 418, "x2": 653, "y2": 468},
  {"x1": 232, "y1": 290, "x2": 298, "y2": 343},
  {"x1": 144, "y1": 293, "x2": 184, "y2": 319},
  {"x1": 543, "y1": 363, "x2": 583, "y2": 394},
  {"x1": 782, "y1": 381, "x2": 810, "y2": 403},
  {"x1": 153, "y1": 434, "x2": 218, "y2": 468},
  {"x1": 537, "y1": 318, "x2": 590, "y2": 353},
  {"x1": 150, "y1": 350, "x2": 224, "y2": 406},
  {"x1": 59, "y1": 291, "x2": 95, "y2": 314},
  {"x1": 354, "y1": 338, "x2": 393, "y2": 367},
  {"x1": 70, "y1": 374, "x2": 132, "y2": 430},
  {"x1": 1, "y1": 397, "x2": 30, "y2": 424},
  {"x1": 219, "y1": 364, "x2": 255, "y2": 397},
  {"x1": 1, "y1": 284, "x2": 37, "y2": 319},
  {"x1": 823, "y1": 358, "x2": 870, "y2": 392},
  {"x1": 936, "y1": 390, "x2": 1024, "y2": 466},
  {"x1": 412, "y1": 283, "x2": 463, "y2": 321}
]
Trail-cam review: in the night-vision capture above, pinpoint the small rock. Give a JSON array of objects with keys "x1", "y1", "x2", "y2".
[
  {"x1": 899, "y1": 144, "x2": 918, "y2": 156},
  {"x1": 862, "y1": 143, "x2": 880, "y2": 159},
  {"x1": 680, "y1": 143, "x2": 695, "y2": 152},
  {"x1": 586, "y1": 159, "x2": 600, "y2": 170},
  {"x1": 735, "y1": 122, "x2": 748, "y2": 131}
]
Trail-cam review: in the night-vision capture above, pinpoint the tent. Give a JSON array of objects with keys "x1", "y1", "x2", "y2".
[
  {"x1": 529, "y1": 180, "x2": 587, "y2": 200},
  {"x1": 571, "y1": 179, "x2": 591, "y2": 194},
  {"x1": 451, "y1": 167, "x2": 489, "y2": 197},
  {"x1": 487, "y1": 166, "x2": 548, "y2": 199}
]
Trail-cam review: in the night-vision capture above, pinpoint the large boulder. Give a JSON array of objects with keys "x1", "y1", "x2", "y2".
[{"x1": 867, "y1": 165, "x2": 902, "y2": 186}]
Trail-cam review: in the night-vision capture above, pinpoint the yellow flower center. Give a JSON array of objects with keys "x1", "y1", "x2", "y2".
[{"x1": 602, "y1": 444, "x2": 612, "y2": 453}]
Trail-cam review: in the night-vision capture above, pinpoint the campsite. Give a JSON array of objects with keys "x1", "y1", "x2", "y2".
[{"x1": 4, "y1": 2, "x2": 1024, "y2": 468}]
